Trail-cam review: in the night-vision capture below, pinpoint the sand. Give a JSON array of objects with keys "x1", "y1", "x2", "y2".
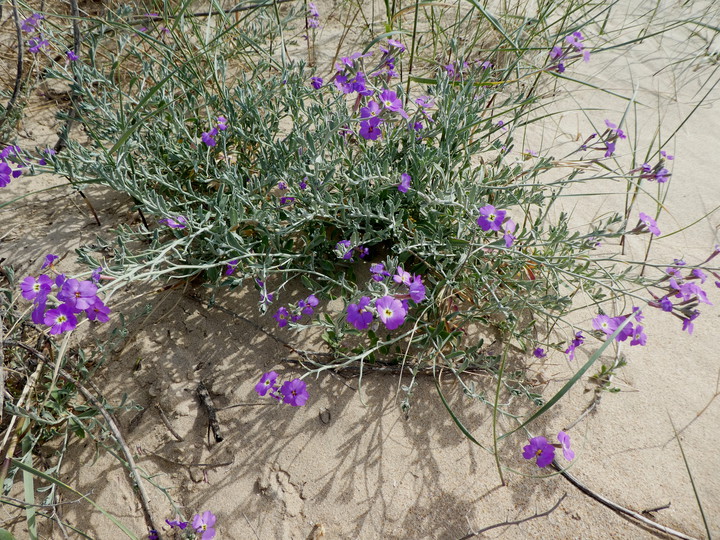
[{"x1": 1, "y1": 0, "x2": 718, "y2": 538}]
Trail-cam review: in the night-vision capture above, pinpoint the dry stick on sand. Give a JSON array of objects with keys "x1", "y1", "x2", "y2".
[
  {"x1": 553, "y1": 462, "x2": 699, "y2": 540},
  {"x1": 457, "y1": 493, "x2": 567, "y2": 539},
  {"x1": 197, "y1": 381, "x2": 223, "y2": 443},
  {"x1": 3, "y1": 340, "x2": 162, "y2": 538}
]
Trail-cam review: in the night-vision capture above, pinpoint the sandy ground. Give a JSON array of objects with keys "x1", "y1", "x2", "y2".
[{"x1": 1, "y1": 0, "x2": 719, "y2": 538}]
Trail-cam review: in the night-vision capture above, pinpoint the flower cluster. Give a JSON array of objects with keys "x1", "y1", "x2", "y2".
[
  {"x1": 549, "y1": 31, "x2": 590, "y2": 73},
  {"x1": 476, "y1": 204, "x2": 516, "y2": 247},
  {"x1": 154, "y1": 510, "x2": 217, "y2": 539},
  {"x1": 255, "y1": 371, "x2": 309, "y2": 406},
  {"x1": 201, "y1": 116, "x2": 228, "y2": 147},
  {"x1": 0, "y1": 146, "x2": 24, "y2": 188},
  {"x1": 307, "y1": 2, "x2": 320, "y2": 29},
  {"x1": 21, "y1": 13, "x2": 50, "y2": 54},
  {"x1": 346, "y1": 265, "x2": 426, "y2": 331},
  {"x1": 631, "y1": 150, "x2": 673, "y2": 183},
  {"x1": 592, "y1": 308, "x2": 647, "y2": 346},
  {"x1": 377, "y1": 39, "x2": 405, "y2": 79},
  {"x1": 20, "y1": 255, "x2": 111, "y2": 335},
  {"x1": 273, "y1": 294, "x2": 318, "y2": 327},
  {"x1": 522, "y1": 431, "x2": 575, "y2": 468},
  {"x1": 358, "y1": 88, "x2": 409, "y2": 141},
  {"x1": 648, "y1": 249, "x2": 719, "y2": 334}
]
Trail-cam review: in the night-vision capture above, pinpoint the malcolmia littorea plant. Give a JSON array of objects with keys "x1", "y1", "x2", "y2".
[{"x1": 14, "y1": 0, "x2": 718, "y2": 475}]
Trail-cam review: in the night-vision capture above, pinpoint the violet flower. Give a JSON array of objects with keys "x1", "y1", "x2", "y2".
[
  {"x1": 477, "y1": 204, "x2": 506, "y2": 232},
  {"x1": 375, "y1": 295, "x2": 407, "y2": 330},
  {"x1": 522, "y1": 436, "x2": 555, "y2": 468},
  {"x1": 192, "y1": 510, "x2": 217, "y2": 540},
  {"x1": 398, "y1": 173, "x2": 411, "y2": 193},
  {"x1": 255, "y1": 371, "x2": 278, "y2": 397},
  {"x1": 44, "y1": 304, "x2": 77, "y2": 335},
  {"x1": 280, "y1": 379, "x2": 309, "y2": 406},
  {"x1": 347, "y1": 296, "x2": 373, "y2": 330},
  {"x1": 557, "y1": 431, "x2": 575, "y2": 461}
]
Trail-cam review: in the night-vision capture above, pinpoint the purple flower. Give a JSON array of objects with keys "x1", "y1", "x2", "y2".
[
  {"x1": 159, "y1": 216, "x2": 187, "y2": 229},
  {"x1": 58, "y1": 278, "x2": 98, "y2": 311},
  {"x1": 360, "y1": 100, "x2": 381, "y2": 118},
  {"x1": 299, "y1": 179, "x2": 308, "y2": 190},
  {"x1": 216, "y1": 116, "x2": 227, "y2": 131},
  {"x1": 66, "y1": 50, "x2": 79, "y2": 62},
  {"x1": 301, "y1": 294, "x2": 319, "y2": 315},
  {"x1": 85, "y1": 297, "x2": 111, "y2": 323},
  {"x1": 277, "y1": 181, "x2": 288, "y2": 191},
  {"x1": 335, "y1": 240, "x2": 353, "y2": 260},
  {"x1": 564, "y1": 331, "x2": 584, "y2": 361},
  {"x1": 557, "y1": 431, "x2": 575, "y2": 461},
  {"x1": 393, "y1": 266, "x2": 412, "y2": 286},
  {"x1": 549, "y1": 45, "x2": 563, "y2": 60},
  {"x1": 148, "y1": 529, "x2": 159, "y2": 540},
  {"x1": 533, "y1": 347, "x2": 547, "y2": 359},
  {"x1": 691, "y1": 268, "x2": 707, "y2": 283},
  {"x1": 90, "y1": 267, "x2": 102, "y2": 283},
  {"x1": 604, "y1": 140, "x2": 615, "y2": 157},
  {"x1": 201, "y1": 129, "x2": 217, "y2": 147},
  {"x1": 522, "y1": 436, "x2": 555, "y2": 468},
  {"x1": 273, "y1": 307, "x2": 290, "y2": 327},
  {"x1": 638, "y1": 212, "x2": 660, "y2": 236},
  {"x1": 280, "y1": 379, "x2": 309, "y2": 406},
  {"x1": 41, "y1": 254, "x2": 59, "y2": 270},
  {"x1": 37, "y1": 147, "x2": 57, "y2": 166},
  {"x1": 503, "y1": 219, "x2": 517, "y2": 248},
  {"x1": 255, "y1": 371, "x2": 278, "y2": 397},
  {"x1": 609, "y1": 316, "x2": 634, "y2": 341},
  {"x1": 375, "y1": 295, "x2": 407, "y2": 330},
  {"x1": 682, "y1": 311, "x2": 699, "y2": 334},
  {"x1": 21, "y1": 14, "x2": 43, "y2": 32},
  {"x1": 370, "y1": 262, "x2": 390, "y2": 281},
  {"x1": 477, "y1": 205, "x2": 506, "y2": 232},
  {"x1": 28, "y1": 36, "x2": 49, "y2": 54},
  {"x1": 387, "y1": 38, "x2": 405, "y2": 52},
  {"x1": 0, "y1": 162, "x2": 13, "y2": 187},
  {"x1": 192, "y1": 510, "x2": 217, "y2": 540},
  {"x1": 279, "y1": 196, "x2": 295, "y2": 205},
  {"x1": 659, "y1": 296, "x2": 673, "y2": 312},
  {"x1": 379, "y1": 89, "x2": 409, "y2": 119},
  {"x1": 359, "y1": 116, "x2": 382, "y2": 140},
  {"x1": 592, "y1": 314, "x2": 617, "y2": 335},
  {"x1": 347, "y1": 296, "x2": 373, "y2": 330},
  {"x1": 20, "y1": 275, "x2": 52, "y2": 302},
  {"x1": 311, "y1": 76, "x2": 323, "y2": 89},
  {"x1": 630, "y1": 325, "x2": 647, "y2": 346},
  {"x1": 166, "y1": 519, "x2": 188, "y2": 530},
  {"x1": 44, "y1": 304, "x2": 78, "y2": 335},
  {"x1": 408, "y1": 276, "x2": 426, "y2": 303},
  {"x1": 32, "y1": 302, "x2": 47, "y2": 325},
  {"x1": 604, "y1": 119, "x2": 626, "y2": 139},
  {"x1": 225, "y1": 259, "x2": 239, "y2": 275},
  {"x1": 307, "y1": 2, "x2": 320, "y2": 28},
  {"x1": 398, "y1": 173, "x2": 411, "y2": 193}
]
